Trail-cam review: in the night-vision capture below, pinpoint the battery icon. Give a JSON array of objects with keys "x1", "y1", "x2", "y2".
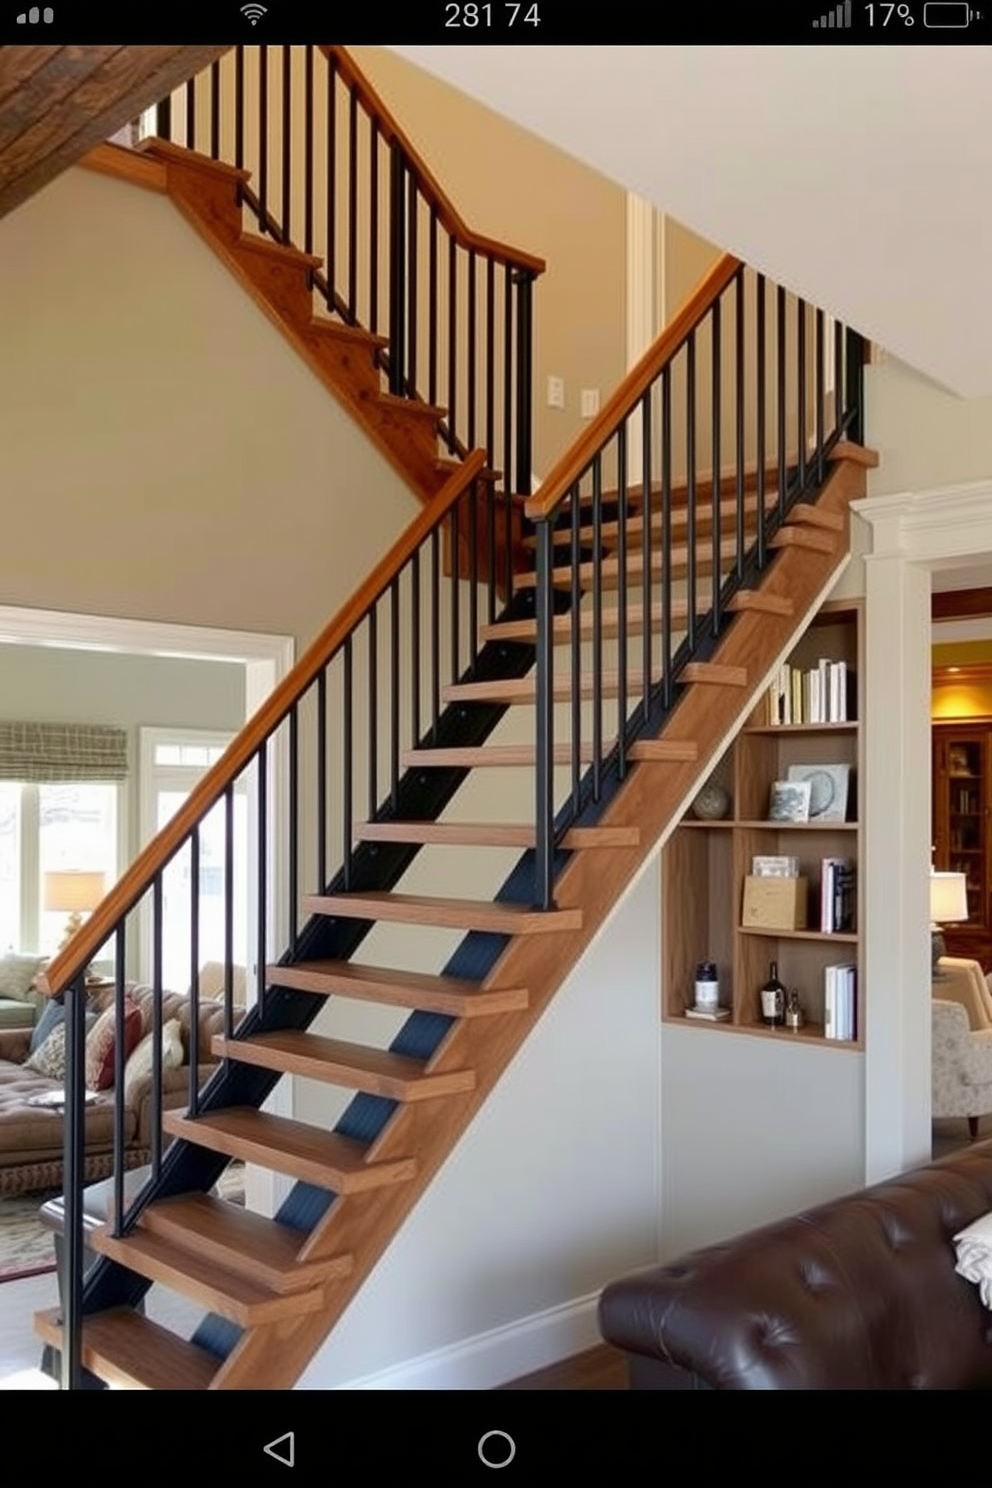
[{"x1": 923, "y1": 2, "x2": 972, "y2": 23}]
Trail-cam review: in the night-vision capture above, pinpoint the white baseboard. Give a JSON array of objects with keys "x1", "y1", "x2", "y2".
[{"x1": 324, "y1": 1290, "x2": 603, "y2": 1391}]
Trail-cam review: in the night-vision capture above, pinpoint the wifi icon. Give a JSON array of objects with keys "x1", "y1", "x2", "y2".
[{"x1": 240, "y1": 3, "x2": 267, "y2": 22}]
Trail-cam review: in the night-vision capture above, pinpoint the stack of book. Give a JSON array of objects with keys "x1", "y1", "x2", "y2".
[
  {"x1": 824, "y1": 963, "x2": 856, "y2": 1041},
  {"x1": 820, "y1": 857, "x2": 856, "y2": 933},
  {"x1": 766, "y1": 659, "x2": 856, "y2": 725}
]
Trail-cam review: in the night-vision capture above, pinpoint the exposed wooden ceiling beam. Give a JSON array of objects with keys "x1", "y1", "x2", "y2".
[
  {"x1": 932, "y1": 588, "x2": 992, "y2": 623},
  {"x1": 0, "y1": 45, "x2": 229, "y2": 220}
]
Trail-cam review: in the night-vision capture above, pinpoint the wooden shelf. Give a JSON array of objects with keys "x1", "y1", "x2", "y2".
[{"x1": 662, "y1": 598, "x2": 863, "y2": 1046}]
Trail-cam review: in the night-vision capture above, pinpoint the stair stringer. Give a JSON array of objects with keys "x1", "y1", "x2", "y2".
[{"x1": 195, "y1": 451, "x2": 869, "y2": 1389}]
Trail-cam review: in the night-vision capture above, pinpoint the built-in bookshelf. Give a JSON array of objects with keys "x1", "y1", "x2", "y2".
[{"x1": 662, "y1": 599, "x2": 863, "y2": 1048}]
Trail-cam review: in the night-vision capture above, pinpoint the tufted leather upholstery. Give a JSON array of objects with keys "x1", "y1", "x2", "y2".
[{"x1": 599, "y1": 1142, "x2": 992, "y2": 1389}]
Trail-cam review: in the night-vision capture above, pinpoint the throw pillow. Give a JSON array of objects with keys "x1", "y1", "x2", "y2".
[
  {"x1": 0, "y1": 951, "x2": 45, "y2": 1001},
  {"x1": 84, "y1": 996, "x2": 143, "y2": 1091},
  {"x1": 122, "y1": 1018, "x2": 185, "y2": 1108},
  {"x1": 29, "y1": 994, "x2": 65, "y2": 1055},
  {"x1": 25, "y1": 1011, "x2": 99, "y2": 1081}
]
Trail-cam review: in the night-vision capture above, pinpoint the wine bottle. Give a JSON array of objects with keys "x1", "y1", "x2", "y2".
[{"x1": 760, "y1": 960, "x2": 786, "y2": 1027}]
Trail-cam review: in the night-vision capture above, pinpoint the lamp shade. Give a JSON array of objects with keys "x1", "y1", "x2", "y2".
[
  {"x1": 930, "y1": 871, "x2": 969, "y2": 924},
  {"x1": 43, "y1": 869, "x2": 106, "y2": 914}
]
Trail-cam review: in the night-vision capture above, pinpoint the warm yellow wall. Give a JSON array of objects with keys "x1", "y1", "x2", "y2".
[
  {"x1": 932, "y1": 682, "x2": 992, "y2": 720},
  {"x1": 0, "y1": 165, "x2": 417, "y2": 649}
]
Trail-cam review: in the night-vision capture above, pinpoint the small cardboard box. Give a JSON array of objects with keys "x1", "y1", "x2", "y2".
[{"x1": 741, "y1": 875, "x2": 808, "y2": 931}]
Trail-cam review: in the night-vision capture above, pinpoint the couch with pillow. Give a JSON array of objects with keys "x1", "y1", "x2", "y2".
[
  {"x1": 599, "y1": 1140, "x2": 992, "y2": 1389},
  {"x1": 0, "y1": 983, "x2": 232, "y2": 1197},
  {"x1": 0, "y1": 951, "x2": 46, "y2": 1031}
]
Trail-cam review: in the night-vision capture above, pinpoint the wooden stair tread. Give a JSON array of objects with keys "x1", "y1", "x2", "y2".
[
  {"x1": 139, "y1": 1192, "x2": 349, "y2": 1295},
  {"x1": 441, "y1": 667, "x2": 746, "y2": 705},
  {"x1": 788, "y1": 502, "x2": 845, "y2": 532},
  {"x1": 435, "y1": 456, "x2": 503, "y2": 484},
  {"x1": 307, "y1": 316, "x2": 388, "y2": 350},
  {"x1": 237, "y1": 232, "x2": 323, "y2": 269},
  {"x1": 681, "y1": 662, "x2": 748, "y2": 686},
  {"x1": 90, "y1": 1225, "x2": 329, "y2": 1327},
  {"x1": 402, "y1": 740, "x2": 697, "y2": 768},
  {"x1": 769, "y1": 526, "x2": 837, "y2": 554},
  {"x1": 266, "y1": 958, "x2": 529, "y2": 1016},
  {"x1": 531, "y1": 495, "x2": 764, "y2": 549},
  {"x1": 377, "y1": 390, "x2": 447, "y2": 421},
  {"x1": 162, "y1": 1108, "x2": 416, "y2": 1193},
  {"x1": 303, "y1": 890, "x2": 582, "y2": 935},
  {"x1": 514, "y1": 538, "x2": 740, "y2": 590},
  {"x1": 34, "y1": 1306, "x2": 219, "y2": 1391},
  {"x1": 213, "y1": 1029, "x2": 476, "y2": 1101},
  {"x1": 726, "y1": 590, "x2": 794, "y2": 617},
  {"x1": 480, "y1": 602, "x2": 698, "y2": 644},
  {"x1": 354, "y1": 820, "x2": 640, "y2": 849}
]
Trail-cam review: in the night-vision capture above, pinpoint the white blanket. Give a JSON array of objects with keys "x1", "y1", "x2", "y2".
[{"x1": 953, "y1": 1211, "x2": 992, "y2": 1307}]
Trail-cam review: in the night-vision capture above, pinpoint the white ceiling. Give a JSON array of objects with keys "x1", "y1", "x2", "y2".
[{"x1": 391, "y1": 45, "x2": 992, "y2": 400}]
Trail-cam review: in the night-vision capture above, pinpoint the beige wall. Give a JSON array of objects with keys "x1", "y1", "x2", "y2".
[
  {"x1": 866, "y1": 354, "x2": 992, "y2": 497},
  {"x1": 0, "y1": 165, "x2": 418, "y2": 652}
]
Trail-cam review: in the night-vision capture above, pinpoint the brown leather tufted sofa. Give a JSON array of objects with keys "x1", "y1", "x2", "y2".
[
  {"x1": 599, "y1": 1141, "x2": 992, "y2": 1389},
  {"x1": 0, "y1": 984, "x2": 231, "y2": 1197}
]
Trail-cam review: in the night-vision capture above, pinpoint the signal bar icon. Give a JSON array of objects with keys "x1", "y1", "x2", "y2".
[
  {"x1": 17, "y1": 6, "x2": 54, "y2": 19},
  {"x1": 813, "y1": 0, "x2": 852, "y2": 24}
]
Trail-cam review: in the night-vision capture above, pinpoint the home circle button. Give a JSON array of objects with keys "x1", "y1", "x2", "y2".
[{"x1": 477, "y1": 1430, "x2": 516, "y2": 1468}]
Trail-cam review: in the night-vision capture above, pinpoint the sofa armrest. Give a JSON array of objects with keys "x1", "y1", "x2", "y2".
[
  {"x1": 0, "y1": 1027, "x2": 33, "y2": 1064},
  {"x1": 130, "y1": 1061, "x2": 219, "y2": 1148},
  {"x1": 963, "y1": 1028, "x2": 992, "y2": 1087}
]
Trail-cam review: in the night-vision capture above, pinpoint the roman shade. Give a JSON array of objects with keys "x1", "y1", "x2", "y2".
[{"x1": 0, "y1": 723, "x2": 128, "y2": 782}]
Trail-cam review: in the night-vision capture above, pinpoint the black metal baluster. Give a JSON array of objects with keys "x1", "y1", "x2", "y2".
[
  {"x1": 210, "y1": 59, "x2": 220, "y2": 159},
  {"x1": 282, "y1": 46, "x2": 292, "y2": 243},
  {"x1": 224, "y1": 784, "x2": 235, "y2": 1042},
  {"x1": 616, "y1": 427, "x2": 629, "y2": 778},
  {"x1": 410, "y1": 553, "x2": 421, "y2": 746},
  {"x1": 342, "y1": 646, "x2": 353, "y2": 890},
  {"x1": 431, "y1": 529, "x2": 441, "y2": 732},
  {"x1": 535, "y1": 518, "x2": 555, "y2": 910},
  {"x1": 60, "y1": 970, "x2": 88, "y2": 1390},
  {"x1": 257, "y1": 739, "x2": 268, "y2": 1018},
  {"x1": 661, "y1": 367, "x2": 673, "y2": 709},
  {"x1": 503, "y1": 262, "x2": 513, "y2": 520},
  {"x1": 185, "y1": 75, "x2": 196, "y2": 153},
  {"x1": 388, "y1": 143, "x2": 406, "y2": 396},
  {"x1": 845, "y1": 329, "x2": 865, "y2": 444},
  {"x1": 288, "y1": 706, "x2": 299, "y2": 953},
  {"x1": 369, "y1": 118, "x2": 379, "y2": 334},
  {"x1": 756, "y1": 274, "x2": 766, "y2": 569},
  {"x1": 641, "y1": 388, "x2": 653, "y2": 727},
  {"x1": 326, "y1": 53, "x2": 337, "y2": 310},
  {"x1": 368, "y1": 609, "x2": 378, "y2": 817},
  {"x1": 391, "y1": 577, "x2": 400, "y2": 808},
  {"x1": 348, "y1": 84, "x2": 358, "y2": 321},
  {"x1": 428, "y1": 208, "x2": 438, "y2": 407},
  {"x1": 485, "y1": 257, "x2": 495, "y2": 471},
  {"x1": 448, "y1": 237, "x2": 458, "y2": 453},
  {"x1": 407, "y1": 177, "x2": 418, "y2": 397},
  {"x1": 815, "y1": 308, "x2": 825, "y2": 484},
  {"x1": 111, "y1": 923, "x2": 127, "y2": 1231},
  {"x1": 591, "y1": 464, "x2": 604, "y2": 801},
  {"x1": 515, "y1": 271, "x2": 534, "y2": 497},
  {"x1": 775, "y1": 284, "x2": 786, "y2": 555},
  {"x1": 711, "y1": 298, "x2": 722, "y2": 635},
  {"x1": 469, "y1": 486, "x2": 479, "y2": 669},
  {"x1": 487, "y1": 462, "x2": 497, "y2": 625},
  {"x1": 234, "y1": 47, "x2": 244, "y2": 171},
  {"x1": 156, "y1": 93, "x2": 172, "y2": 140},
  {"x1": 304, "y1": 46, "x2": 314, "y2": 255},
  {"x1": 259, "y1": 45, "x2": 268, "y2": 231},
  {"x1": 317, "y1": 670, "x2": 327, "y2": 891},
  {"x1": 570, "y1": 492, "x2": 582, "y2": 813},
  {"x1": 797, "y1": 297, "x2": 807, "y2": 492},
  {"x1": 188, "y1": 828, "x2": 201, "y2": 1111},
  {"x1": 151, "y1": 874, "x2": 164, "y2": 1180},
  {"x1": 686, "y1": 331, "x2": 698, "y2": 652},
  {"x1": 450, "y1": 502, "x2": 461, "y2": 684},
  {"x1": 835, "y1": 318, "x2": 844, "y2": 439},
  {"x1": 467, "y1": 249, "x2": 477, "y2": 448},
  {"x1": 735, "y1": 268, "x2": 746, "y2": 580}
]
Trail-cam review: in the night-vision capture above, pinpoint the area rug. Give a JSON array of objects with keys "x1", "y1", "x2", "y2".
[{"x1": 0, "y1": 1163, "x2": 245, "y2": 1285}]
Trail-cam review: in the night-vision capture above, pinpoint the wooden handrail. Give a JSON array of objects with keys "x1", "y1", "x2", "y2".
[
  {"x1": 324, "y1": 47, "x2": 546, "y2": 278},
  {"x1": 40, "y1": 450, "x2": 488, "y2": 997},
  {"x1": 524, "y1": 253, "x2": 742, "y2": 521}
]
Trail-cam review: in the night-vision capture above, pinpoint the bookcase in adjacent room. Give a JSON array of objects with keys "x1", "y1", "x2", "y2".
[{"x1": 662, "y1": 598, "x2": 863, "y2": 1048}]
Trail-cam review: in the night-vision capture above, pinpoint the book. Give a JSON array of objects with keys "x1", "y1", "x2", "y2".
[
  {"x1": 824, "y1": 962, "x2": 857, "y2": 1040},
  {"x1": 684, "y1": 1006, "x2": 731, "y2": 1021},
  {"x1": 752, "y1": 854, "x2": 800, "y2": 877}
]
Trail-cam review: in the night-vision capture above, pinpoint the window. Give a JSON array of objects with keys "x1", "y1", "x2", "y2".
[
  {"x1": 0, "y1": 780, "x2": 121, "y2": 955},
  {"x1": 140, "y1": 728, "x2": 250, "y2": 994}
]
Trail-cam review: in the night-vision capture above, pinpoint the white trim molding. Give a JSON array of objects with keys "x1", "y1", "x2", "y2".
[{"x1": 852, "y1": 478, "x2": 992, "y2": 1183}]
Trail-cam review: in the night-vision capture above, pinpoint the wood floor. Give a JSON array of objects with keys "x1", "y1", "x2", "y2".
[{"x1": 499, "y1": 1343, "x2": 629, "y2": 1390}]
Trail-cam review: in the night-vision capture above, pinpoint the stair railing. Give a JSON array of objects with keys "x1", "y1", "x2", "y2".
[
  {"x1": 152, "y1": 45, "x2": 544, "y2": 496},
  {"x1": 41, "y1": 450, "x2": 519, "y2": 1388},
  {"x1": 525, "y1": 252, "x2": 867, "y2": 907}
]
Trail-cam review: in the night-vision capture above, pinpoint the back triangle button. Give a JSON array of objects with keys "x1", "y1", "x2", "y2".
[{"x1": 263, "y1": 1432, "x2": 295, "y2": 1467}]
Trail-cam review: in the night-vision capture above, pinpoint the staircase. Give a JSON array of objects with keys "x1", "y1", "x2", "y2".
[{"x1": 36, "y1": 46, "x2": 875, "y2": 1389}]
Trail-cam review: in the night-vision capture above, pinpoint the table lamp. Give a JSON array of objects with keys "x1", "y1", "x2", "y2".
[
  {"x1": 43, "y1": 869, "x2": 106, "y2": 954},
  {"x1": 930, "y1": 870, "x2": 969, "y2": 977}
]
